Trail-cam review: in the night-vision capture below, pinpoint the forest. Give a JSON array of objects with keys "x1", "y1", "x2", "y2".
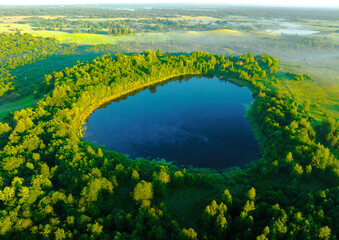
[
  {"x1": 23, "y1": 17, "x2": 230, "y2": 35},
  {"x1": 0, "y1": 30, "x2": 338, "y2": 239},
  {"x1": 1, "y1": 6, "x2": 339, "y2": 21}
]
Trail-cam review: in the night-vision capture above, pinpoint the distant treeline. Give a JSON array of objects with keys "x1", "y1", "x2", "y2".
[
  {"x1": 0, "y1": 7, "x2": 339, "y2": 21},
  {"x1": 263, "y1": 35, "x2": 338, "y2": 49},
  {"x1": 24, "y1": 17, "x2": 229, "y2": 35}
]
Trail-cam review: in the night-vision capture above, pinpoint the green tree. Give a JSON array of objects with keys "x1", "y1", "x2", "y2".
[
  {"x1": 318, "y1": 226, "x2": 331, "y2": 240},
  {"x1": 133, "y1": 181, "x2": 153, "y2": 208},
  {"x1": 179, "y1": 228, "x2": 198, "y2": 240}
]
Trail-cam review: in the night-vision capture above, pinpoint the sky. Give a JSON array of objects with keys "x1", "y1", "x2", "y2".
[{"x1": 0, "y1": 0, "x2": 338, "y2": 8}]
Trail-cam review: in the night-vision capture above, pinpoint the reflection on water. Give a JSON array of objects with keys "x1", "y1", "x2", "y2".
[{"x1": 83, "y1": 76, "x2": 259, "y2": 169}]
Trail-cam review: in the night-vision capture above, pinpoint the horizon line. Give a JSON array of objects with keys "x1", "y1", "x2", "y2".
[{"x1": 0, "y1": 3, "x2": 338, "y2": 9}]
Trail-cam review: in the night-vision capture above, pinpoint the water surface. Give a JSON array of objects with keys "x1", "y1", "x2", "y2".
[{"x1": 84, "y1": 76, "x2": 259, "y2": 169}]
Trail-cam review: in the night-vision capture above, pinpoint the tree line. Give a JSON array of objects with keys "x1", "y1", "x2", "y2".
[
  {"x1": 23, "y1": 17, "x2": 229, "y2": 35},
  {"x1": 1, "y1": 6, "x2": 338, "y2": 21}
]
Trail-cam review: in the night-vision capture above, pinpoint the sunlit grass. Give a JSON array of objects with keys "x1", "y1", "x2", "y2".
[
  {"x1": 0, "y1": 23, "x2": 34, "y2": 32},
  {"x1": 0, "y1": 96, "x2": 39, "y2": 120},
  {"x1": 28, "y1": 31, "x2": 171, "y2": 45},
  {"x1": 28, "y1": 30, "x2": 243, "y2": 45},
  {"x1": 166, "y1": 15, "x2": 220, "y2": 21},
  {"x1": 208, "y1": 29, "x2": 243, "y2": 35},
  {"x1": 279, "y1": 62, "x2": 339, "y2": 121}
]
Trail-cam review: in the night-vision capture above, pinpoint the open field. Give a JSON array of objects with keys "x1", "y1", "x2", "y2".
[
  {"x1": 161, "y1": 15, "x2": 221, "y2": 21},
  {"x1": 31, "y1": 31, "x2": 172, "y2": 45},
  {"x1": 0, "y1": 22, "x2": 34, "y2": 32},
  {"x1": 0, "y1": 15, "x2": 65, "y2": 23},
  {"x1": 279, "y1": 60, "x2": 339, "y2": 121},
  {"x1": 0, "y1": 95, "x2": 39, "y2": 120}
]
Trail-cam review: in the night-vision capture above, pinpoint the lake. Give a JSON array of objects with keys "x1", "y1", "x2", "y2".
[{"x1": 83, "y1": 75, "x2": 259, "y2": 169}]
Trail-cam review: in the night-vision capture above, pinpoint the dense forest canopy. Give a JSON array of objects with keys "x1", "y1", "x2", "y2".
[{"x1": 0, "y1": 45, "x2": 338, "y2": 239}]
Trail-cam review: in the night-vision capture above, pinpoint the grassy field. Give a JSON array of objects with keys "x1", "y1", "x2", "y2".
[
  {"x1": 36, "y1": 31, "x2": 171, "y2": 45},
  {"x1": 0, "y1": 96, "x2": 39, "y2": 120},
  {"x1": 0, "y1": 23, "x2": 34, "y2": 32},
  {"x1": 0, "y1": 26, "x2": 244, "y2": 46},
  {"x1": 0, "y1": 25, "x2": 171, "y2": 45},
  {"x1": 0, "y1": 15, "x2": 64, "y2": 23},
  {"x1": 279, "y1": 61, "x2": 339, "y2": 121}
]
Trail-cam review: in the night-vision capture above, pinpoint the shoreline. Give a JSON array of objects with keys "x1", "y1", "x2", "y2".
[
  {"x1": 78, "y1": 73, "x2": 257, "y2": 137},
  {"x1": 77, "y1": 73, "x2": 201, "y2": 137}
]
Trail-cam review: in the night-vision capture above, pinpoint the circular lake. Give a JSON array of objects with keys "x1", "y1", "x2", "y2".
[{"x1": 83, "y1": 76, "x2": 260, "y2": 169}]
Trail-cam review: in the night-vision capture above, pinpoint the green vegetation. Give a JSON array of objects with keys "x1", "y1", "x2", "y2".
[
  {"x1": 0, "y1": 32, "x2": 123, "y2": 121},
  {"x1": 1, "y1": 6, "x2": 338, "y2": 21},
  {"x1": 25, "y1": 17, "x2": 229, "y2": 35},
  {"x1": 285, "y1": 72, "x2": 313, "y2": 82},
  {"x1": 0, "y1": 6, "x2": 338, "y2": 240},
  {"x1": 0, "y1": 95, "x2": 39, "y2": 120},
  {"x1": 0, "y1": 32, "x2": 76, "y2": 98},
  {"x1": 0, "y1": 50, "x2": 338, "y2": 239}
]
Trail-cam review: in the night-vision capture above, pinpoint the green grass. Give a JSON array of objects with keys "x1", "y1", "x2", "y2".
[
  {"x1": 0, "y1": 22, "x2": 244, "y2": 46},
  {"x1": 0, "y1": 23, "x2": 34, "y2": 32},
  {"x1": 279, "y1": 61, "x2": 339, "y2": 121},
  {"x1": 30, "y1": 31, "x2": 171, "y2": 45},
  {"x1": 0, "y1": 95, "x2": 39, "y2": 120},
  {"x1": 29, "y1": 29, "x2": 242, "y2": 46}
]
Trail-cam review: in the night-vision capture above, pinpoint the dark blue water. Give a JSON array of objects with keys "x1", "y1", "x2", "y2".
[{"x1": 83, "y1": 76, "x2": 259, "y2": 169}]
